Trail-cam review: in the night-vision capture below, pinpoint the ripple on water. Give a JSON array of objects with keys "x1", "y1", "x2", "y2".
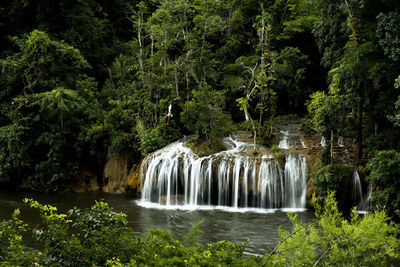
[{"x1": 0, "y1": 190, "x2": 314, "y2": 255}]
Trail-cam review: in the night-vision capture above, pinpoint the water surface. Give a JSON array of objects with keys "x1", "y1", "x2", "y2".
[{"x1": 0, "y1": 189, "x2": 314, "y2": 255}]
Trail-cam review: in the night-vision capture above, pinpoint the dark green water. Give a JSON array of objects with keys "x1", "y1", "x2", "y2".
[{"x1": 0, "y1": 189, "x2": 314, "y2": 255}]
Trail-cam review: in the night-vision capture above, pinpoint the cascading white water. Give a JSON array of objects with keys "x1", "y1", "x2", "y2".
[
  {"x1": 140, "y1": 139, "x2": 307, "y2": 210},
  {"x1": 338, "y1": 136, "x2": 344, "y2": 147},
  {"x1": 353, "y1": 169, "x2": 363, "y2": 209},
  {"x1": 232, "y1": 158, "x2": 241, "y2": 208},
  {"x1": 278, "y1": 130, "x2": 290, "y2": 149},
  {"x1": 277, "y1": 122, "x2": 308, "y2": 150},
  {"x1": 365, "y1": 183, "x2": 373, "y2": 209},
  {"x1": 320, "y1": 137, "x2": 326, "y2": 147},
  {"x1": 284, "y1": 154, "x2": 307, "y2": 208},
  {"x1": 300, "y1": 139, "x2": 307, "y2": 148}
]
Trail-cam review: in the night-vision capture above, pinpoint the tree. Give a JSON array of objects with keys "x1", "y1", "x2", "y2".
[
  {"x1": 390, "y1": 75, "x2": 400, "y2": 127},
  {"x1": 311, "y1": 0, "x2": 399, "y2": 161},
  {"x1": 0, "y1": 30, "x2": 99, "y2": 191},
  {"x1": 1, "y1": 30, "x2": 90, "y2": 93},
  {"x1": 312, "y1": 0, "x2": 349, "y2": 68},
  {"x1": 181, "y1": 84, "x2": 234, "y2": 141},
  {"x1": 307, "y1": 88, "x2": 347, "y2": 163},
  {"x1": 311, "y1": 164, "x2": 354, "y2": 210},
  {"x1": 0, "y1": 30, "x2": 90, "y2": 124},
  {"x1": 0, "y1": 87, "x2": 94, "y2": 191},
  {"x1": 270, "y1": 47, "x2": 309, "y2": 113},
  {"x1": 367, "y1": 150, "x2": 400, "y2": 220},
  {"x1": 376, "y1": 11, "x2": 400, "y2": 62}
]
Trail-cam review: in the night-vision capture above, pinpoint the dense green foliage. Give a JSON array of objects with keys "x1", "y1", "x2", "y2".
[
  {"x1": 1, "y1": 1, "x2": 400, "y2": 264},
  {"x1": 181, "y1": 84, "x2": 235, "y2": 141},
  {"x1": 311, "y1": 164, "x2": 355, "y2": 212},
  {"x1": 1, "y1": 194, "x2": 399, "y2": 266},
  {"x1": 306, "y1": 0, "x2": 400, "y2": 161},
  {"x1": 0, "y1": 0, "x2": 400, "y2": 216},
  {"x1": 269, "y1": 192, "x2": 400, "y2": 266},
  {"x1": 0, "y1": 199, "x2": 261, "y2": 266},
  {"x1": 367, "y1": 150, "x2": 400, "y2": 220}
]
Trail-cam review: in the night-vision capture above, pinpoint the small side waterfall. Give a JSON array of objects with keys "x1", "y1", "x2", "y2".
[
  {"x1": 320, "y1": 137, "x2": 326, "y2": 147},
  {"x1": 300, "y1": 139, "x2": 307, "y2": 148},
  {"x1": 140, "y1": 140, "x2": 307, "y2": 210},
  {"x1": 353, "y1": 170, "x2": 363, "y2": 209},
  {"x1": 364, "y1": 183, "x2": 373, "y2": 210},
  {"x1": 278, "y1": 130, "x2": 289, "y2": 149},
  {"x1": 338, "y1": 136, "x2": 344, "y2": 147},
  {"x1": 285, "y1": 155, "x2": 307, "y2": 208},
  {"x1": 352, "y1": 169, "x2": 373, "y2": 212}
]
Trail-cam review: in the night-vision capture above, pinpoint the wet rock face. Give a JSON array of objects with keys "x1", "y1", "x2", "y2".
[
  {"x1": 102, "y1": 153, "x2": 131, "y2": 193},
  {"x1": 126, "y1": 164, "x2": 141, "y2": 194},
  {"x1": 70, "y1": 154, "x2": 138, "y2": 193},
  {"x1": 276, "y1": 119, "x2": 306, "y2": 150}
]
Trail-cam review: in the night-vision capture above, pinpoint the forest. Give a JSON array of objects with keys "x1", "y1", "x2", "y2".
[{"x1": 1, "y1": 0, "x2": 400, "y2": 265}]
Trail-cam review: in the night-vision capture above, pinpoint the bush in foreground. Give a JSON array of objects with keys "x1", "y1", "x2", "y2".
[
  {"x1": 269, "y1": 192, "x2": 400, "y2": 266},
  {"x1": 0, "y1": 193, "x2": 399, "y2": 266}
]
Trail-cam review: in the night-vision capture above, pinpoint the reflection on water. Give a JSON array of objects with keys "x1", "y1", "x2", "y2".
[{"x1": 0, "y1": 189, "x2": 314, "y2": 255}]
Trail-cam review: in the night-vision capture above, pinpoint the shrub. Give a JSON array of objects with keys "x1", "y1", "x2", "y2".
[
  {"x1": 271, "y1": 145, "x2": 280, "y2": 153},
  {"x1": 367, "y1": 150, "x2": 400, "y2": 220},
  {"x1": 319, "y1": 146, "x2": 331, "y2": 166},
  {"x1": 139, "y1": 121, "x2": 181, "y2": 156},
  {"x1": 311, "y1": 164, "x2": 353, "y2": 211},
  {"x1": 187, "y1": 136, "x2": 226, "y2": 157},
  {"x1": 1, "y1": 196, "x2": 399, "y2": 266},
  {"x1": 275, "y1": 151, "x2": 285, "y2": 162},
  {"x1": 268, "y1": 192, "x2": 400, "y2": 266},
  {"x1": 139, "y1": 127, "x2": 167, "y2": 156},
  {"x1": 0, "y1": 199, "x2": 262, "y2": 266},
  {"x1": 181, "y1": 84, "x2": 235, "y2": 141},
  {"x1": 256, "y1": 120, "x2": 275, "y2": 146},
  {"x1": 238, "y1": 120, "x2": 257, "y2": 131}
]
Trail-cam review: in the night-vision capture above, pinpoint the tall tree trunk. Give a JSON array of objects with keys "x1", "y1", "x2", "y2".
[
  {"x1": 260, "y1": 4, "x2": 265, "y2": 69},
  {"x1": 174, "y1": 66, "x2": 180, "y2": 99},
  {"x1": 244, "y1": 109, "x2": 257, "y2": 151},
  {"x1": 200, "y1": 2, "x2": 209, "y2": 82},
  {"x1": 356, "y1": 98, "x2": 363, "y2": 160},
  {"x1": 330, "y1": 130, "x2": 334, "y2": 164},
  {"x1": 137, "y1": 16, "x2": 144, "y2": 73},
  {"x1": 150, "y1": 30, "x2": 154, "y2": 57},
  {"x1": 344, "y1": 0, "x2": 363, "y2": 161}
]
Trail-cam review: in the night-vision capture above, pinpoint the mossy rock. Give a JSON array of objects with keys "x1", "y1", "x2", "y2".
[
  {"x1": 126, "y1": 164, "x2": 141, "y2": 192},
  {"x1": 187, "y1": 137, "x2": 226, "y2": 157}
]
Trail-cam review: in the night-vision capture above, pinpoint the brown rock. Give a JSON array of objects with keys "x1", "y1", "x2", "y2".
[
  {"x1": 102, "y1": 153, "x2": 132, "y2": 193},
  {"x1": 127, "y1": 164, "x2": 142, "y2": 192}
]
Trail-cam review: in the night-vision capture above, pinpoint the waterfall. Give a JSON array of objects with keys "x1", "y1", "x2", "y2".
[
  {"x1": 232, "y1": 158, "x2": 241, "y2": 208},
  {"x1": 207, "y1": 160, "x2": 212, "y2": 205},
  {"x1": 242, "y1": 158, "x2": 249, "y2": 208},
  {"x1": 338, "y1": 136, "x2": 344, "y2": 147},
  {"x1": 284, "y1": 154, "x2": 307, "y2": 208},
  {"x1": 353, "y1": 170, "x2": 363, "y2": 209},
  {"x1": 365, "y1": 183, "x2": 373, "y2": 210},
  {"x1": 320, "y1": 137, "x2": 326, "y2": 147},
  {"x1": 278, "y1": 130, "x2": 289, "y2": 149},
  {"x1": 300, "y1": 139, "x2": 307, "y2": 148},
  {"x1": 140, "y1": 140, "x2": 307, "y2": 210}
]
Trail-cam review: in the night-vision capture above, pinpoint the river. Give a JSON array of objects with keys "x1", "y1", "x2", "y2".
[{"x1": 0, "y1": 188, "x2": 314, "y2": 256}]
